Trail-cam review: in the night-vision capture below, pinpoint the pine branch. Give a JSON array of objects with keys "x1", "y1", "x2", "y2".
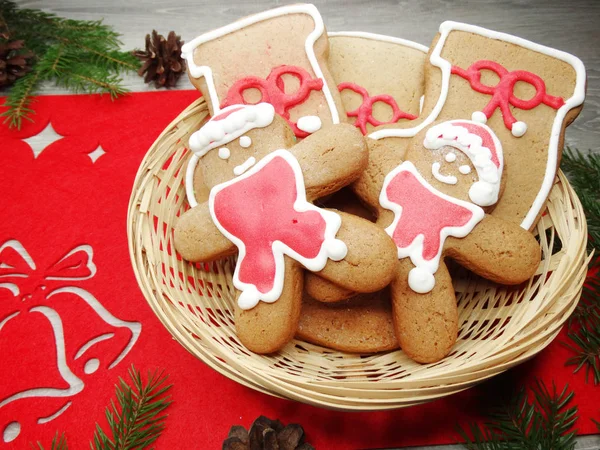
[
  {"x1": 561, "y1": 147, "x2": 600, "y2": 252},
  {"x1": 0, "y1": 0, "x2": 140, "y2": 128},
  {"x1": 458, "y1": 380, "x2": 578, "y2": 450},
  {"x1": 90, "y1": 365, "x2": 172, "y2": 450},
  {"x1": 35, "y1": 432, "x2": 68, "y2": 450}
]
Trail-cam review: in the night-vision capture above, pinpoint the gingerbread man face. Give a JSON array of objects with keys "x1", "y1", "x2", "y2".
[{"x1": 407, "y1": 120, "x2": 505, "y2": 209}]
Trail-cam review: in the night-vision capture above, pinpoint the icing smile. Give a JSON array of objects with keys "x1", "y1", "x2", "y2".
[{"x1": 431, "y1": 162, "x2": 457, "y2": 185}]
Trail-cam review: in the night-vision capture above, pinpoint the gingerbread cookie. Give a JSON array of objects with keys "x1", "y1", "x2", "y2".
[
  {"x1": 368, "y1": 21, "x2": 586, "y2": 229},
  {"x1": 297, "y1": 289, "x2": 398, "y2": 353},
  {"x1": 329, "y1": 32, "x2": 428, "y2": 137},
  {"x1": 175, "y1": 6, "x2": 399, "y2": 353}
]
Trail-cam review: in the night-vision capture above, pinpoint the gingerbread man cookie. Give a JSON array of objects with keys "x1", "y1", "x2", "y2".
[{"x1": 175, "y1": 6, "x2": 398, "y2": 353}]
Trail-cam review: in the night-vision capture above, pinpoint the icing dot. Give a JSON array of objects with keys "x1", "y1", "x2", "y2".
[
  {"x1": 218, "y1": 147, "x2": 230, "y2": 159},
  {"x1": 471, "y1": 111, "x2": 487, "y2": 123},
  {"x1": 3, "y1": 422, "x2": 20, "y2": 443},
  {"x1": 408, "y1": 268, "x2": 435, "y2": 294},
  {"x1": 327, "y1": 239, "x2": 348, "y2": 261},
  {"x1": 238, "y1": 286, "x2": 260, "y2": 310},
  {"x1": 445, "y1": 152, "x2": 457, "y2": 163},
  {"x1": 239, "y1": 136, "x2": 252, "y2": 148},
  {"x1": 511, "y1": 121, "x2": 527, "y2": 137},
  {"x1": 297, "y1": 116, "x2": 322, "y2": 133},
  {"x1": 84, "y1": 358, "x2": 100, "y2": 374},
  {"x1": 459, "y1": 164, "x2": 472, "y2": 174}
]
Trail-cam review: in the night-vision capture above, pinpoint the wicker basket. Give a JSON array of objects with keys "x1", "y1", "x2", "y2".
[{"x1": 127, "y1": 97, "x2": 589, "y2": 411}]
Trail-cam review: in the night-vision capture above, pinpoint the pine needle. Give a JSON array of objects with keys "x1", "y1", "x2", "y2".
[
  {"x1": 90, "y1": 365, "x2": 172, "y2": 450},
  {"x1": 0, "y1": 0, "x2": 140, "y2": 129},
  {"x1": 34, "y1": 432, "x2": 68, "y2": 450},
  {"x1": 560, "y1": 148, "x2": 600, "y2": 384},
  {"x1": 458, "y1": 380, "x2": 578, "y2": 450}
]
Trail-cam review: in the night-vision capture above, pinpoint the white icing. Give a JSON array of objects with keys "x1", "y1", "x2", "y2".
[
  {"x1": 328, "y1": 31, "x2": 429, "y2": 53},
  {"x1": 408, "y1": 267, "x2": 436, "y2": 294},
  {"x1": 185, "y1": 103, "x2": 275, "y2": 207},
  {"x1": 511, "y1": 121, "x2": 528, "y2": 137},
  {"x1": 471, "y1": 111, "x2": 487, "y2": 123},
  {"x1": 459, "y1": 164, "x2": 472, "y2": 174},
  {"x1": 188, "y1": 103, "x2": 274, "y2": 157},
  {"x1": 208, "y1": 149, "x2": 347, "y2": 309},
  {"x1": 239, "y1": 136, "x2": 252, "y2": 148},
  {"x1": 297, "y1": 115, "x2": 322, "y2": 133},
  {"x1": 218, "y1": 147, "x2": 230, "y2": 159},
  {"x1": 182, "y1": 4, "x2": 340, "y2": 124},
  {"x1": 431, "y1": 162, "x2": 457, "y2": 185},
  {"x1": 233, "y1": 156, "x2": 256, "y2": 176},
  {"x1": 379, "y1": 161, "x2": 485, "y2": 293},
  {"x1": 445, "y1": 152, "x2": 457, "y2": 162},
  {"x1": 423, "y1": 120, "x2": 504, "y2": 207},
  {"x1": 419, "y1": 95, "x2": 425, "y2": 114},
  {"x1": 367, "y1": 21, "x2": 586, "y2": 230}
]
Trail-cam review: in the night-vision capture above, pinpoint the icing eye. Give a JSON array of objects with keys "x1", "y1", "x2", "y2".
[
  {"x1": 218, "y1": 148, "x2": 230, "y2": 160},
  {"x1": 445, "y1": 152, "x2": 457, "y2": 163},
  {"x1": 239, "y1": 136, "x2": 252, "y2": 148},
  {"x1": 459, "y1": 165, "x2": 471, "y2": 174},
  {"x1": 84, "y1": 358, "x2": 100, "y2": 374}
]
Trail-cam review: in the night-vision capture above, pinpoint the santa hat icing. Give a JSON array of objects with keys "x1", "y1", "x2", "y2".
[
  {"x1": 188, "y1": 103, "x2": 275, "y2": 157},
  {"x1": 423, "y1": 120, "x2": 504, "y2": 207}
]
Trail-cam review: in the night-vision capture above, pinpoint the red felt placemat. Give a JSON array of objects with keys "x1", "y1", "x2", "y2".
[{"x1": 0, "y1": 91, "x2": 597, "y2": 450}]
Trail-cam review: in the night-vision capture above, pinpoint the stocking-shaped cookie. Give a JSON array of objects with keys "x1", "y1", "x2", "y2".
[
  {"x1": 175, "y1": 104, "x2": 397, "y2": 353},
  {"x1": 306, "y1": 32, "x2": 430, "y2": 301},
  {"x1": 181, "y1": 4, "x2": 345, "y2": 137},
  {"x1": 355, "y1": 120, "x2": 540, "y2": 363},
  {"x1": 367, "y1": 21, "x2": 586, "y2": 229}
]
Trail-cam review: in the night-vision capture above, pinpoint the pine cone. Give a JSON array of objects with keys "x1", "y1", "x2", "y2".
[
  {"x1": 0, "y1": 38, "x2": 33, "y2": 88},
  {"x1": 223, "y1": 416, "x2": 315, "y2": 450},
  {"x1": 133, "y1": 30, "x2": 185, "y2": 88}
]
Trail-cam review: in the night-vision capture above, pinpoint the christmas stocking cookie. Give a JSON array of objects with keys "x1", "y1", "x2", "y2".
[
  {"x1": 369, "y1": 21, "x2": 586, "y2": 229},
  {"x1": 306, "y1": 32, "x2": 430, "y2": 301}
]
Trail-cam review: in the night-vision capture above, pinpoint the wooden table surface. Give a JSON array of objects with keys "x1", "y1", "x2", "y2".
[{"x1": 28, "y1": 0, "x2": 600, "y2": 448}]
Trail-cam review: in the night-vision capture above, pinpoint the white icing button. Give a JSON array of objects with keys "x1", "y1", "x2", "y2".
[
  {"x1": 297, "y1": 116, "x2": 322, "y2": 133},
  {"x1": 238, "y1": 286, "x2": 260, "y2": 310},
  {"x1": 408, "y1": 267, "x2": 435, "y2": 294},
  {"x1": 218, "y1": 147, "x2": 230, "y2": 159},
  {"x1": 471, "y1": 111, "x2": 487, "y2": 123},
  {"x1": 239, "y1": 136, "x2": 252, "y2": 148},
  {"x1": 511, "y1": 121, "x2": 527, "y2": 137},
  {"x1": 459, "y1": 164, "x2": 472, "y2": 174},
  {"x1": 327, "y1": 239, "x2": 348, "y2": 261},
  {"x1": 445, "y1": 152, "x2": 457, "y2": 163}
]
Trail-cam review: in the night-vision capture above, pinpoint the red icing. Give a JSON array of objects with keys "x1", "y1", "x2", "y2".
[
  {"x1": 451, "y1": 60, "x2": 565, "y2": 131},
  {"x1": 338, "y1": 82, "x2": 417, "y2": 135},
  {"x1": 453, "y1": 121, "x2": 501, "y2": 167},
  {"x1": 212, "y1": 106, "x2": 244, "y2": 121},
  {"x1": 212, "y1": 155, "x2": 327, "y2": 294},
  {"x1": 385, "y1": 169, "x2": 475, "y2": 260},
  {"x1": 221, "y1": 65, "x2": 324, "y2": 138}
]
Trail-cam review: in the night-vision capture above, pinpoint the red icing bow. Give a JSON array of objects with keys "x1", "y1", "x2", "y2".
[
  {"x1": 451, "y1": 60, "x2": 565, "y2": 133},
  {"x1": 221, "y1": 65, "x2": 324, "y2": 138},
  {"x1": 338, "y1": 82, "x2": 417, "y2": 135}
]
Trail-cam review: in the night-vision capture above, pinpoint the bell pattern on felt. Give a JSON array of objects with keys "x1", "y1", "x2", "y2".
[{"x1": 0, "y1": 240, "x2": 141, "y2": 444}]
